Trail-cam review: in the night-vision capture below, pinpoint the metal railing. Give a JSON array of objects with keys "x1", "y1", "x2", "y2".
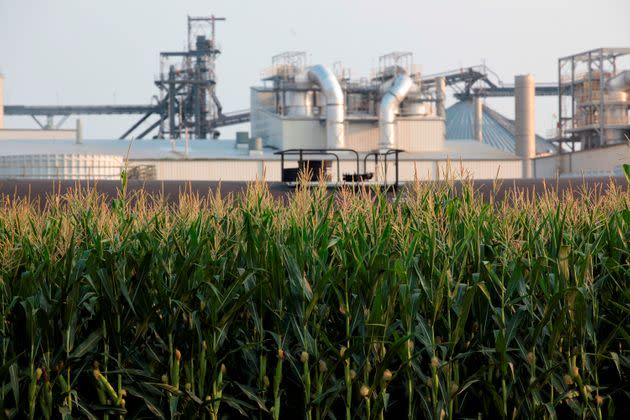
[{"x1": 274, "y1": 148, "x2": 404, "y2": 188}]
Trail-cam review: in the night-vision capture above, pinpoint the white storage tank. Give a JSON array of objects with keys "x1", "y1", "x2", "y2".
[
  {"x1": 285, "y1": 91, "x2": 313, "y2": 117},
  {"x1": 0, "y1": 154, "x2": 124, "y2": 180}
]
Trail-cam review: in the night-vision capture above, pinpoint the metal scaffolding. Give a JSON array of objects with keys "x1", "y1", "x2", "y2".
[
  {"x1": 155, "y1": 15, "x2": 226, "y2": 139},
  {"x1": 557, "y1": 48, "x2": 630, "y2": 151},
  {"x1": 5, "y1": 15, "x2": 249, "y2": 140}
]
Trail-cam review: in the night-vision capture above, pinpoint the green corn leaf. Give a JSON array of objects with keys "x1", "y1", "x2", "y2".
[{"x1": 451, "y1": 285, "x2": 476, "y2": 352}]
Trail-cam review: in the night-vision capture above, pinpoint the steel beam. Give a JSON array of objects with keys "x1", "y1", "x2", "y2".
[{"x1": 4, "y1": 105, "x2": 158, "y2": 116}]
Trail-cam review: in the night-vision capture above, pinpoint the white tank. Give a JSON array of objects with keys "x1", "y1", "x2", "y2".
[
  {"x1": 401, "y1": 101, "x2": 427, "y2": 116},
  {"x1": 285, "y1": 91, "x2": 313, "y2": 117},
  {"x1": 0, "y1": 154, "x2": 124, "y2": 180}
]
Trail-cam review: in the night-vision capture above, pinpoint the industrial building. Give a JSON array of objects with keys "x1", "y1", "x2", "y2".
[{"x1": 0, "y1": 17, "x2": 628, "y2": 183}]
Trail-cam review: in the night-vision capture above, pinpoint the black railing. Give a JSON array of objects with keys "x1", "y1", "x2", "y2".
[{"x1": 274, "y1": 148, "x2": 404, "y2": 187}]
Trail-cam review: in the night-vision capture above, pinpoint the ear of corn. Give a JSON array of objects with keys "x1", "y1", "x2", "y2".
[{"x1": 0, "y1": 178, "x2": 628, "y2": 418}]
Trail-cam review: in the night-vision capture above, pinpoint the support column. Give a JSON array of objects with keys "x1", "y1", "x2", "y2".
[
  {"x1": 75, "y1": 118, "x2": 83, "y2": 144},
  {"x1": 0, "y1": 73, "x2": 4, "y2": 129},
  {"x1": 473, "y1": 96, "x2": 483, "y2": 142},
  {"x1": 436, "y1": 77, "x2": 446, "y2": 118},
  {"x1": 515, "y1": 74, "x2": 536, "y2": 179}
]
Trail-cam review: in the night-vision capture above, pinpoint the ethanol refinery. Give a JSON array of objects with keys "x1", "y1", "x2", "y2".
[{"x1": 0, "y1": 16, "x2": 628, "y2": 183}]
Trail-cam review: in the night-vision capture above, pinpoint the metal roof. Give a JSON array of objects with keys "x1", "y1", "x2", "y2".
[
  {"x1": 0, "y1": 139, "x2": 519, "y2": 161},
  {"x1": 446, "y1": 100, "x2": 555, "y2": 154}
]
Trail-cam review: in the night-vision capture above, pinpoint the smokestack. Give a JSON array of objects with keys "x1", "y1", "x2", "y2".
[
  {"x1": 515, "y1": 74, "x2": 535, "y2": 178},
  {"x1": 0, "y1": 73, "x2": 4, "y2": 129},
  {"x1": 436, "y1": 77, "x2": 446, "y2": 118},
  {"x1": 473, "y1": 96, "x2": 483, "y2": 142}
]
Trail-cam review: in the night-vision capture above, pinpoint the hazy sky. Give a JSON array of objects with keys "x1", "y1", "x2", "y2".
[{"x1": 1, "y1": 0, "x2": 629, "y2": 139}]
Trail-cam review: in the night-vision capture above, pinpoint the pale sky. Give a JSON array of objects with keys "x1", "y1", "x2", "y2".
[{"x1": 1, "y1": 0, "x2": 629, "y2": 139}]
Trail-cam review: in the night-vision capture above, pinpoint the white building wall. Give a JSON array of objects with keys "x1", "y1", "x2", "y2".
[
  {"x1": 0, "y1": 129, "x2": 77, "y2": 140},
  {"x1": 251, "y1": 88, "x2": 277, "y2": 147},
  {"x1": 130, "y1": 158, "x2": 521, "y2": 182},
  {"x1": 134, "y1": 160, "x2": 261, "y2": 182},
  {"x1": 281, "y1": 119, "x2": 326, "y2": 149},
  {"x1": 396, "y1": 118, "x2": 445, "y2": 152},
  {"x1": 346, "y1": 121, "x2": 379, "y2": 151},
  {"x1": 534, "y1": 144, "x2": 630, "y2": 177},
  {"x1": 0, "y1": 154, "x2": 122, "y2": 179},
  {"x1": 341, "y1": 118, "x2": 446, "y2": 152}
]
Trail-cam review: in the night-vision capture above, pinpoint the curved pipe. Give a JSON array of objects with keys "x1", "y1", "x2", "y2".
[
  {"x1": 297, "y1": 65, "x2": 345, "y2": 149},
  {"x1": 379, "y1": 74, "x2": 413, "y2": 150},
  {"x1": 608, "y1": 70, "x2": 630, "y2": 92}
]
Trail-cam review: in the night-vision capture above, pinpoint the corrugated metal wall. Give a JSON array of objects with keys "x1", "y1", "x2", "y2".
[
  {"x1": 344, "y1": 118, "x2": 445, "y2": 152},
  {"x1": 396, "y1": 118, "x2": 445, "y2": 152},
  {"x1": 133, "y1": 158, "x2": 522, "y2": 182},
  {"x1": 346, "y1": 121, "x2": 379, "y2": 151},
  {"x1": 534, "y1": 143, "x2": 630, "y2": 177}
]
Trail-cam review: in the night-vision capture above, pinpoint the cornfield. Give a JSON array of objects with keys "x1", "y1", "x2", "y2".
[{"x1": 0, "y1": 177, "x2": 629, "y2": 419}]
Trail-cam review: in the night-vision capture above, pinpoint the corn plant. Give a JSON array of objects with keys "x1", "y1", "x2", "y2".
[{"x1": 0, "y1": 176, "x2": 628, "y2": 419}]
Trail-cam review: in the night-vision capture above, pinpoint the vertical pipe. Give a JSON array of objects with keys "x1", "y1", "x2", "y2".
[
  {"x1": 436, "y1": 77, "x2": 446, "y2": 118},
  {"x1": 598, "y1": 49, "x2": 608, "y2": 147},
  {"x1": 75, "y1": 118, "x2": 83, "y2": 144},
  {"x1": 473, "y1": 96, "x2": 483, "y2": 142},
  {"x1": 570, "y1": 57, "x2": 575, "y2": 152},
  {"x1": 515, "y1": 74, "x2": 535, "y2": 179},
  {"x1": 558, "y1": 58, "x2": 565, "y2": 154},
  {"x1": 168, "y1": 66, "x2": 176, "y2": 139},
  {"x1": 0, "y1": 73, "x2": 4, "y2": 129},
  {"x1": 193, "y1": 76, "x2": 201, "y2": 139}
]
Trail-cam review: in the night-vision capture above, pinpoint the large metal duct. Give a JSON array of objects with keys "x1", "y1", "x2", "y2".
[
  {"x1": 297, "y1": 65, "x2": 345, "y2": 149},
  {"x1": 608, "y1": 70, "x2": 630, "y2": 92},
  {"x1": 379, "y1": 74, "x2": 414, "y2": 150},
  {"x1": 515, "y1": 74, "x2": 535, "y2": 179}
]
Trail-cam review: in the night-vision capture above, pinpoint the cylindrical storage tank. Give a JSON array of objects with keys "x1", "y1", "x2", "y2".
[
  {"x1": 515, "y1": 74, "x2": 535, "y2": 179},
  {"x1": 436, "y1": 77, "x2": 446, "y2": 118},
  {"x1": 604, "y1": 91, "x2": 626, "y2": 144},
  {"x1": 607, "y1": 70, "x2": 630, "y2": 92},
  {"x1": 473, "y1": 96, "x2": 483, "y2": 142},
  {"x1": 250, "y1": 136, "x2": 263, "y2": 151},
  {"x1": 401, "y1": 100, "x2": 427, "y2": 116},
  {"x1": 0, "y1": 154, "x2": 124, "y2": 180},
  {"x1": 605, "y1": 91, "x2": 628, "y2": 130},
  {"x1": 248, "y1": 136, "x2": 264, "y2": 156},
  {"x1": 285, "y1": 91, "x2": 313, "y2": 116}
]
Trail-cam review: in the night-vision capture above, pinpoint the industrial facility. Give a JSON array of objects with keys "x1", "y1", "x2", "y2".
[{"x1": 0, "y1": 15, "x2": 628, "y2": 183}]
